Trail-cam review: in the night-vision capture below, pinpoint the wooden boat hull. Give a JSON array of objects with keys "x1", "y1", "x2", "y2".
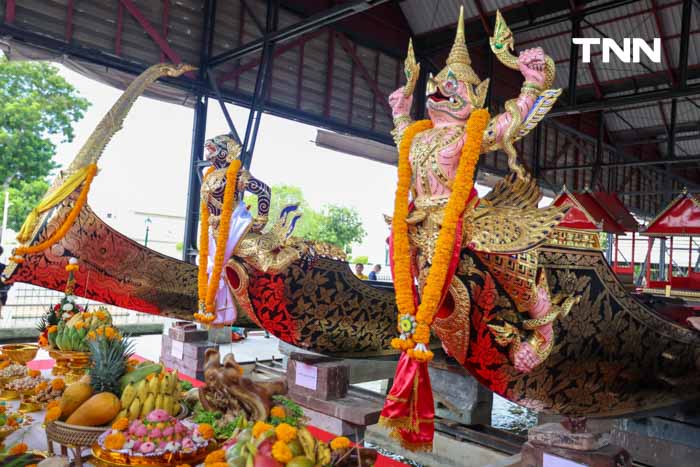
[
  {"x1": 2, "y1": 201, "x2": 258, "y2": 327},
  {"x1": 5, "y1": 200, "x2": 699, "y2": 417},
  {"x1": 455, "y1": 246, "x2": 700, "y2": 417},
  {"x1": 226, "y1": 244, "x2": 700, "y2": 417}
]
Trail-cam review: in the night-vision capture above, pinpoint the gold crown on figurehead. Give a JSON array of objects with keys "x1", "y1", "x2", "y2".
[{"x1": 432, "y1": 6, "x2": 490, "y2": 108}]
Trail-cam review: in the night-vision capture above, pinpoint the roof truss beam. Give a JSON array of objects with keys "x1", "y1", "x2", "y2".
[{"x1": 208, "y1": 0, "x2": 391, "y2": 67}]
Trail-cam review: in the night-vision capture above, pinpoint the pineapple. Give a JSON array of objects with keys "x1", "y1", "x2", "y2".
[{"x1": 87, "y1": 333, "x2": 134, "y2": 397}]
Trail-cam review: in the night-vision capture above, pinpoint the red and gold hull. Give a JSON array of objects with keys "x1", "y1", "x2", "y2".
[{"x1": 5, "y1": 201, "x2": 699, "y2": 417}]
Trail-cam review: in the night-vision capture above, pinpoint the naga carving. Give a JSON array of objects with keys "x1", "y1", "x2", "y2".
[{"x1": 200, "y1": 349, "x2": 287, "y2": 421}]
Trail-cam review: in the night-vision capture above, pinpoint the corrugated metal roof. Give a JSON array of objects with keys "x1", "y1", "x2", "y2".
[{"x1": 399, "y1": 0, "x2": 479, "y2": 35}]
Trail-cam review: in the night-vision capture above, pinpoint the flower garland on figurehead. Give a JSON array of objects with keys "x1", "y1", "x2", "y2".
[
  {"x1": 379, "y1": 109, "x2": 489, "y2": 452},
  {"x1": 11, "y1": 164, "x2": 98, "y2": 263},
  {"x1": 391, "y1": 109, "x2": 490, "y2": 360},
  {"x1": 194, "y1": 160, "x2": 242, "y2": 325}
]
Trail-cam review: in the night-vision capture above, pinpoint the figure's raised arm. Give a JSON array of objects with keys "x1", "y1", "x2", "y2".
[{"x1": 482, "y1": 46, "x2": 548, "y2": 149}]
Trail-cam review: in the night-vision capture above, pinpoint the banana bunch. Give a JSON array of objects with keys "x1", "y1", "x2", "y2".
[
  {"x1": 298, "y1": 426, "x2": 331, "y2": 466},
  {"x1": 118, "y1": 365, "x2": 182, "y2": 421}
]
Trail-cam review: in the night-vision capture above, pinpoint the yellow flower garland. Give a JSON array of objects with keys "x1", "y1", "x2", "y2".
[
  {"x1": 194, "y1": 161, "x2": 241, "y2": 325},
  {"x1": 391, "y1": 110, "x2": 490, "y2": 361},
  {"x1": 12, "y1": 164, "x2": 98, "y2": 261}
]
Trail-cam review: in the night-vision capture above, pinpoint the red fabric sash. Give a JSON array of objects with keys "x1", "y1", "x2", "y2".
[{"x1": 380, "y1": 190, "x2": 476, "y2": 451}]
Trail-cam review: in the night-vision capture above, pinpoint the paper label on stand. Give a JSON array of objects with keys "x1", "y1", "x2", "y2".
[
  {"x1": 295, "y1": 362, "x2": 318, "y2": 390},
  {"x1": 543, "y1": 453, "x2": 586, "y2": 467},
  {"x1": 171, "y1": 340, "x2": 184, "y2": 360}
]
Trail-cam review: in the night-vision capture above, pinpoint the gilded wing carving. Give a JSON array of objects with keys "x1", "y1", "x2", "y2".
[
  {"x1": 481, "y1": 173, "x2": 542, "y2": 209},
  {"x1": 469, "y1": 204, "x2": 567, "y2": 254}
]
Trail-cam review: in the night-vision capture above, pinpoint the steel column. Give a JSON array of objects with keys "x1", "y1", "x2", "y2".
[
  {"x1": 182, "y1": 0, "x2": 216, "y2": 263},
  {"x1": 242, "y1": 0, "x2": 279, "y2": 169}
]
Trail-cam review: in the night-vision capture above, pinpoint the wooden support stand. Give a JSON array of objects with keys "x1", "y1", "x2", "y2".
[
  {"x1": 286, "y1": 352, "x2": 383, "y2": 441},
  {"x1": 521, "y1": 423, "x2": 631, "y2": 467}
]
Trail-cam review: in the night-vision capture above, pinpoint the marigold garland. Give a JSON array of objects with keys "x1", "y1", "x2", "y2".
[
  {"x1": 330, "y1": 436, "x2": 352, "y2": 450},
  {"x1": 195, "y1": 161, "x2": 241, "y2": 325},
  {"x1": 270, "y1": 405, "x2": 286, "y2": 418},
  {"x1": 391, "y1": 110, "x2": 490, "y2": 361},
  {"x1": 44, "y1": 406, "x2": 61, "y2": 423},
  {"x1": 252, "y1": 421, "x2": 273, "y2": 438},
  {"x1": 274, "y1": 423, "x2": 297, "y2": 443},
  {"x1": 104, "y1": 432, "x2": 126, "y2": 450},
  {"x1": 8, "y1": 442, "x2": 27, "y2": 456},
  {"x1": 12, "y1": 164, "x2": 98, "y2": 260},
  {"x1": 271, "y1": 440, "x2": 293, "y2": 463}
]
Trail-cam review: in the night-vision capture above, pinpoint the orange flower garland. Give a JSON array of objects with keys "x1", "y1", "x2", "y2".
[
  {"x1": 391, "y1": 110, "x2": 490, "y2": 361},
  {"x1": 390, "y1": 120, "x2": 433, "y2": 353},
  {"x1": 195, "y1": 161, "x2": 241, "y2": 325},
  {"x1": 8, "y1": 443, "x2": 27, "y2": 455},
  {"x1": 12, "y1": 164, "x2": 98, "y2": 260}
]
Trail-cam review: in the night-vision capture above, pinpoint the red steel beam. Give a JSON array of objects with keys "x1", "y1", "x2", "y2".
[
  {"x1": 118, "y1": 0, "x2": 182, "y2": 65},
  {"x1": 5, "y1": 0, "x2": 15, "y2": 24},
  {"x1": 336, "y1": 32, "x2": 392, "y2": 116},
  {"x1": 217, "y1": 30, "x2": 324, "y2": 84},
  {"x1": 65, "y1": 0, "x2": 74, "y2": 42},
  {"x1": 116, "y1": 2, "x2": 124, "y2": 56},
  {"x1": 161, "y1": 0, "x2": 170, "y2": 63}
]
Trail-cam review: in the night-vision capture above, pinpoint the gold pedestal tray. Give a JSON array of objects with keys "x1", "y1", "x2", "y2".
[
  {"x1": 49, "y1": 349, "x2": 91, "y2": 381},
  {"x1": 1, "y1": 344, "x2": 39, "y2": 365},
  {"x1": 91, "y1": 443, "x2": 215, "y2": 467}
]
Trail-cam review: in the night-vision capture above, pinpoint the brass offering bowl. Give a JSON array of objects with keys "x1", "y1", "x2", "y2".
[
  {"x1": 0, "y1": 388, "x2": 20, "y2": 401},
  {"x1": 18, "y1": 399, "x2": 44, "y2": 413},
  {"x1": 49, "y1": 349, "x2": 91, "y2": 380},
  {"x1": 1, "y1": 344, "x2": 39, "y2": 365}
]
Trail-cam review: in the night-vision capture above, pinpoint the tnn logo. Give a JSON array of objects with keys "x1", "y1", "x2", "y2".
[{"x1": 572, "y1": 38, "x2": 661, "y2": 63}]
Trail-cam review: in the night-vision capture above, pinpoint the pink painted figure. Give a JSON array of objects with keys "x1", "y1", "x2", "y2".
[{"x1": 388, "y1": 12, "x2": 553, "y2": 373}]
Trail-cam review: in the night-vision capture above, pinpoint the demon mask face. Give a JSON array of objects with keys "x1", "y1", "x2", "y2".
[
  {"x1": 426, "y1": 8, "x2": 489, "y2": 125},
  {"x1": 204, "y1": 134, "x2": 241, "y2": 167}
]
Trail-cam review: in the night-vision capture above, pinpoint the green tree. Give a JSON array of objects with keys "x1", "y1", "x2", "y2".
[
  {"x1": 245, "y1": 184, "x2": 366, "y2": 251},
  {"x1": 0, "y1": 179, "x2": 50, "y2": 232},
  {"x1": 306, "y1": 204, "x2": 366, "y2": 250},
  {"x1": 0, "y1": 55, "x2": 90, "y2": 186}
]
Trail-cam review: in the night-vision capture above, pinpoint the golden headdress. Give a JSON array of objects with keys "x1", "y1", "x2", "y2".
[{"x1": 430, "y1": 7, "x2": 490, "y2": 108}]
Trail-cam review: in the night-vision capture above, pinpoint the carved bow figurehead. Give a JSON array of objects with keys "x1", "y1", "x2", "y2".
[
  {"x1": 161, "y1": 63, "x2": 197, "y2": 77},
  {"x1": 426, "y1": 7, "x2": 490, "y2": 126}
]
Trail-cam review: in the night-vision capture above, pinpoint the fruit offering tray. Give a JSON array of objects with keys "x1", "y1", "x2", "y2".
[{"x1": 91, "y1": 416, "x2": 215, "y2": 467}]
